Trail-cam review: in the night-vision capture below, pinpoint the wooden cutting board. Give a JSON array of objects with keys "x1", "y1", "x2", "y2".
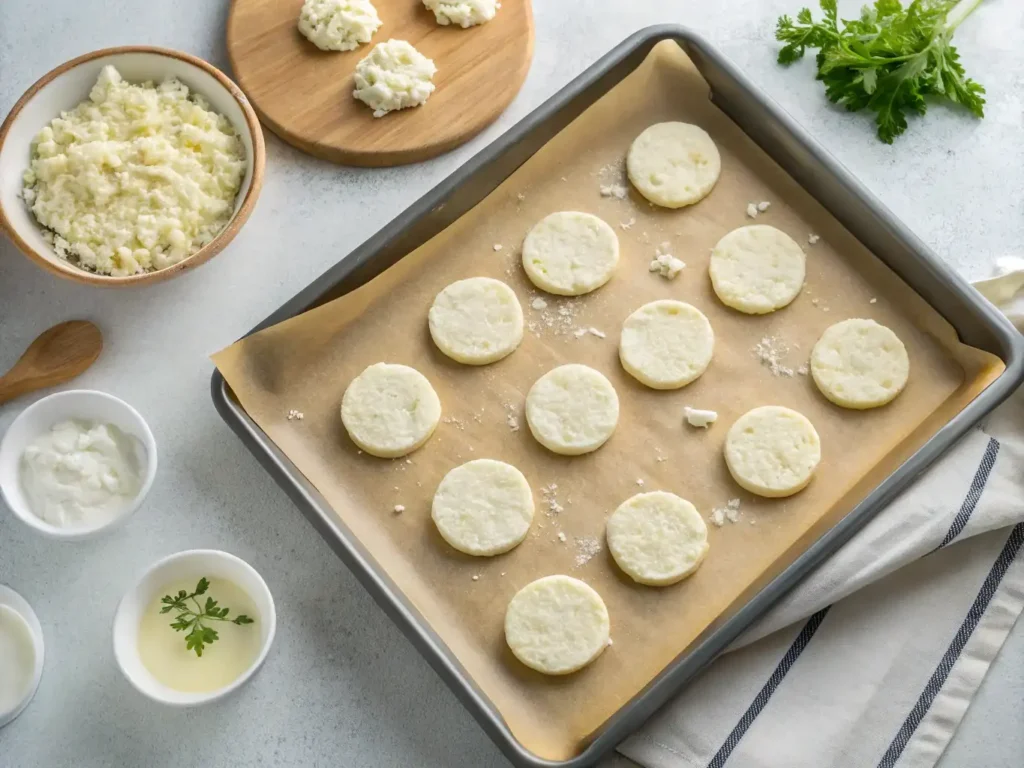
[{"x1": 226, "y1": 0, "x2": 534, "y2": 166}]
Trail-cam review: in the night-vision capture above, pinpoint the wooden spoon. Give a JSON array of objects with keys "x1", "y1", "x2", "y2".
[{"x1": 0, "y1": 321, "x2": 103, "y2": 405}]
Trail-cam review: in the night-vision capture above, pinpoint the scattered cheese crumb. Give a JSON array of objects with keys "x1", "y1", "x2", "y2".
[
  {"x1": 811, "y1": 298, "x2": 820, "y2": 306},
  {"x1": 393, "y1": 504, "x2": 405, "y2": 514},
  {"x1": 503, "y1": 401, "x2": 520, "y2": 432},
  {"x1": 500, "y1": 572, "x2": 506, "y2": 577},
  {"x1": 541, "y1": 483, "x2": 564, "y2": 515},
  {"x1": 620, "y1": 217, "x2": 635, "y2": 230},
  {"x1": 586, "y1": 327, "x2": 606, "y2": 339},
  {"x1": 710, "y1": 498, "x2": 742, "y2": 526},
  {"x1": 636, "y1": 478, "x2": 645, "y2": 487},
  {"x1": 492, "y1": 243, "x2": 502, "y2": 252},
  {"x1": 573, "y1": 536, "x2": 602, "y2": 568},
  {"x1": 797, "y1": 364, "x2": 809, "y2": 376},
  {"x1": 754, "y1": 336, "x2": 794, "y2": 377},
  {"x1": 557, "y1": 532, "x2": 567, "y2": 543},
  {"x1": 607, "y1": 638, "x2": 614, "y2": 646},
  {"x1": 531, "y1": 297, "x2": 547, "y2": 310},
  {"x1": 472, "y1": 575, "x2": 479, "y2": 581},
  {"x1": 808, "y1": 234, "x2": 820, "y2": 244},
  {"x1": 684, "y1": 406, "x2": 718, "y2": 428},
  {"x1": 287, "y1": 409, "x2": 304, "y2": 421},
  {"x1": 516, "y1": 192, "x2": 526, "y2": 202},
  {"x1": 649, "y1": 240, "x2": 686, "y2": 280},
  {"x1": 869, "y1": 297, "x2": 877, "y2": 304},
  {"x1": 442, "y1": 415, "x2": 466, "y2": 430},
  {"x1": 600, "y1": 183, "x2": 629, "y2": 200},
  {"x1": 757, "y1": 201, "x2": 771, "y2": 212},
  {"x1": 746, "y1": 203, "x2": 759, "y2": 218}
]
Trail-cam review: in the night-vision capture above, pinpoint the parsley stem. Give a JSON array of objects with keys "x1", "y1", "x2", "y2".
[{"x1": 943, "y1": 0, "x2": 983, "y2": 33}]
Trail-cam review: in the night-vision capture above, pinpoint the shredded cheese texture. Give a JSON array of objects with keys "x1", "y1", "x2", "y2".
[
  {"x1": 22, "y1": 66, "x2": 246, "y2": 276},
  {"x1": 353, "y1": 40, "x2": 437, "y2": 118}
]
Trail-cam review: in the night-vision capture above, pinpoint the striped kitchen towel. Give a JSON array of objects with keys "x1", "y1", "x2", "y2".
[{"x1": 618, "y1": 267, "x2": 1024, "y2": 768}]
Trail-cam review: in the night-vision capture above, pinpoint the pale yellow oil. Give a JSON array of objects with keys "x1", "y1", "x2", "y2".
[{"x1": 138, "y1": 577, "x2": 261, "y2": 693}]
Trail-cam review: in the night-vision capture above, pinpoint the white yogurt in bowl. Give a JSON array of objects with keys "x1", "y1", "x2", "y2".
[
  {"x1": 0, "y1": 586, "x2": 45, "y2": 728},
  {"x1": 0, "y1": 390, "x2": 157, "y2": 539}
]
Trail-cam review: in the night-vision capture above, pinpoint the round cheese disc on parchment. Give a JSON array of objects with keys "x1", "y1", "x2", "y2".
[
  {"x1": 431, "y1": 459, "x2": 534, "y2": 556},
  {"x1": 709, "y1": 225, "x2": 806, "y2": 315},
  {"x1": 626, "y1": 122, "x2": 721, "y2": 208},
  {"x1": 724, "y1": 405, "x2": 821, "y2": 498},
  {"x1": 428, "y1": 277, "x2": 524, "y2": 365},
  {"x1": 504, "y1": 575, "x2": 610, "y2": 675},
  {"x1": 340, "y1": 362, "x2": 441, "y2": 457},
  {"x1": 619, "y1": 300, "x2": 714, "y2": 390},
  {"x1": 606, "y1": 491, "x2": 709, "y2": 586},
  {"x1": 810, "y1": 318, "x2": 909, "y2": 409},
  {"x1": 525, "y1": 364, "x2": 619, "y2": 456},
  {"x1": 521, "y1": 211, "x2": 619, "y2": 296}
]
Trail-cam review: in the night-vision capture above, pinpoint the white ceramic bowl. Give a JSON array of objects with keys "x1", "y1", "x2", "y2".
[
  {"x1": 0, "y1": 46, "x2": 265, "y2": 287},
  {"x1": 0, "y1": 585, "x2": 45, "y2": 729},
  {"x1": 0, "y1": 389, "x2": 158, "y2": 539},
  {"x1": 112, "y1": 550, "x2": 276, "y2": 707}
]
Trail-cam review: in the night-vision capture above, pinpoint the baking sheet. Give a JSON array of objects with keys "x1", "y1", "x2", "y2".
[{"x1": 213, "y1": 41, "x2": 1004, "y2": 762}]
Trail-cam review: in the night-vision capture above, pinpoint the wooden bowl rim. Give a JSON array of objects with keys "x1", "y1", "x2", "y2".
[{"x1": 0, "y1": 45, "x2": 267, "y2": 288}]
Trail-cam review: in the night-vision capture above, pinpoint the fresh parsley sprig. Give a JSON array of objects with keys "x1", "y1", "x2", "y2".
[
  {"x1": 776, "y1": 0, "x2": 985, "y2": 143},
  {"x1": 160, "y1": 577, "x2": 254, "y2": 657}
]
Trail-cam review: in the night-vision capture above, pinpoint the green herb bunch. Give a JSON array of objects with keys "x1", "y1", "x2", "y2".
[
  {"x1": 776, "y1": 0, "x2": 985, "y2": 143},
  {"x1": 160, "y1": 577, "x2": 254, "y2": 657}
]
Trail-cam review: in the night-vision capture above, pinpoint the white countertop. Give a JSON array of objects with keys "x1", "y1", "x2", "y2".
[{"x1": 1, "y1": 1, "x2": 1022, "y2": 767}]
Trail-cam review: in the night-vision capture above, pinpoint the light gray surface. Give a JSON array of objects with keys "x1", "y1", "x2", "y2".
[{"x1": 1, "y1": 1, "x2": 1022, "y2": 767}]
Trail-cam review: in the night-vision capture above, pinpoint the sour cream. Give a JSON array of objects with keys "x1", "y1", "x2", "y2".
[
  {"x1": 0, "y1": 606, "x2": 36, "y2": 715},
  {"x1": 20, "y1": 419, "x2": 142, "y2": 528}
]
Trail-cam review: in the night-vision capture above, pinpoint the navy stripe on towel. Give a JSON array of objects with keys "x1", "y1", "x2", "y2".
[
  {"x1": 707, "y1": 607, "x2": 832, "y2": 768},
  {"x1": 939, "y1": 437, "x2": 1000, "y2": 548},
  {"x1": 877, "y1": 522, "x2": 1024, "y2": 768}
]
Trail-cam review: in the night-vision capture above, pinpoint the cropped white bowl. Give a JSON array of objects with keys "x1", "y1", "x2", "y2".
[
  {"x1": 0, "y1": 389, "x2": 158, "y2": 539},
  {"x1": 0, "y1": 46, "x2": 265, "y2": 287},
  {"x1": 112, "y1": 550, "x2": 276, "y2": 707},
  {"x1": 0, "y1": 585, "x2": 45, "y2": 729}
]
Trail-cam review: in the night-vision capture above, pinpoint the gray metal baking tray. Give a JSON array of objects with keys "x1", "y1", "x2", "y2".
[{"x1": 212, "y1": 25, "x2": 1024, "y2": 768}]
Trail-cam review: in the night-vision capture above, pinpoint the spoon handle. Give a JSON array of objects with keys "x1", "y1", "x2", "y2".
[{"x1": 0, "y1": 321, "x2": 103, "y2": 405}]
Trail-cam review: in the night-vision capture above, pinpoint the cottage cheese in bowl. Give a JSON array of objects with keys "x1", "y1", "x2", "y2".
[{"x1": 21, "y1": 65, "x2": 246, "y2": 276}]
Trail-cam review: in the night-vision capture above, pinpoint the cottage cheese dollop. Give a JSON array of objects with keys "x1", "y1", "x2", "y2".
[
  {"x1": 422, "y1": 0, "x2": 499, "y2": 28},
  {"x1": 22, "y1": 66, "x2": 246, "y2": 276},
  {"x1": 298, "y1": 0, "x2": 382, "y2": 51},
  {"x1": 353, "y1": 40, "x2": 437, "y2": 118}
]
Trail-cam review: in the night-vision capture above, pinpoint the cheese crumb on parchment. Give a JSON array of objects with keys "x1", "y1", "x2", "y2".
[
  {"x1": 298, "y1": 0, "x2": 382, "y2": 51},
  {"x1": 754, "y1": 335, "x2": 794, "y2": 377},
  {"x1": 287, "y1": 409, "x2": 305, "y2": 421},
  {"x1": 684, "y1": 406, "x2": 717, "y2": 428},
  {"x1": 709, "y1": 498, "x2": 742, "y2": 527},
  {"x1": 22, "y1": 66, "x2": 246, "y2": 277},
  {"x1": 423, "y1": 0, "x2": 499, "y2": 28},
  {"x1": 573, "y1": 536, "x2": 602, "y2": 568},
  {"x1": 600, "y1": 183, "x2": 629, "y2": 200},
  {"x1": 649, "y1": 242, "x2": 686, "y2": 280},
  {"x1": 353, "y1": 40, "x2": 436, "y2": 118},
  {"x1": 808, "y1": 233, "x2": 820, "y2": 244}
]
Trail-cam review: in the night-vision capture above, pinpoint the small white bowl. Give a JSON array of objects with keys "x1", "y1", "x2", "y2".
[
  {"x1": 0, "y1": 46, "x2": 265, "y2": 287},
  {"x1": 0, "y1": 389, "x2": 158, "y2": 539},
  {"x1": 0, "y1": 585, "x2": 45, "y2": 729},
  {"x1": 112, "y1": 550, "x2": 276, "y2": 707}
]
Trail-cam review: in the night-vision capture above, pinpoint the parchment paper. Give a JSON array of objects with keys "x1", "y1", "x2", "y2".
[{"x1": 213, "y1": 41, "x2": 1004, "y2": 762}]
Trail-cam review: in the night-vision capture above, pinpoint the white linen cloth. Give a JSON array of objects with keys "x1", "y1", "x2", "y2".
[{"x1": 618, "y1": 268, "x2": 1024, "y2": 768}]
